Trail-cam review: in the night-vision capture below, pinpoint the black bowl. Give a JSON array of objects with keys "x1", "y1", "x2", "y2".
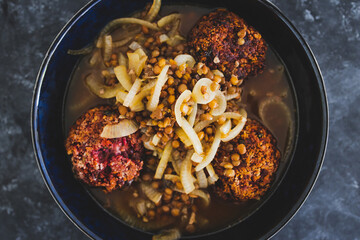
[{"x1": 31, "y1": 0, "x2": 328, "y2": 239}]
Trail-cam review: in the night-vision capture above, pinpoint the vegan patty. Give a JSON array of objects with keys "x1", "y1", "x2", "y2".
[
  {"x1": 188, "y1": 9, "x2": 267, "y2": 79},
  {"x1": 213, "y1": 119, "x2": 280, "y2": 200},
  {"x1": 65, "y1": 106, "x2": 144, "y2": 192}
]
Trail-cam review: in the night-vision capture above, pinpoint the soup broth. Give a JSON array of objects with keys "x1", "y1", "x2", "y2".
[{"x1": 64, "y1": 5, "x2": 296, "y2": 236}]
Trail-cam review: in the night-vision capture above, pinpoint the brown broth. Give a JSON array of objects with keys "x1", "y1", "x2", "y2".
[{"x1": 63, "y1": 5, "x2": 296, "y2": 237}]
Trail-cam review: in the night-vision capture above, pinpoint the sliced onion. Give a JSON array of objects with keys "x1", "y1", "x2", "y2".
[
  {"x1": 100, "y1": 119, "x2": 138, "y2": 138},
  {"x1": 123, "y1": 78, "x2": 141, "y2": 107},
  {"x1": 175, "y1": 128, "x2": 192, "y2": 147},
  {"x1": 103, "y1": 35, "x2": 112, "y2": 62},
  {"x1": 194, "y1": 119, "x2": 216, "y2": 133},
  {"x1": 175, "y1": 90, "x2": 192, "y2": 123},
  {"x1": 180, "y1": 150, "x2": 195, "y2": 194},
  {"x1": 212, "y1": 70, "x2": 224, "y2": 77},
  {"x1": 129, "y1": 80, "x2": 156, "y2": 112},
  {"x1": 187, "y1": 103, "x2": 197, "y2": 127},
  {"x1": 140, "y1": 183, "x2": 162, "y2": 204},
  {"x1": 154, "y1": 142, "x2": 173, "y2": 179},
  {"x1": 153, "y1": 228, "x2": 181, "y2": 240},
  {"x1": 152, "y1": 134, "x2": 161, "y2": 146},
  {"x1": 191, "y1": 152, "x2": 203, "y2": 163},
  {"x1": 171, "y1": 156, "x2": 182, "y2": 175},
  {"x1": 223, "y1": 112, "x2": 244, "y2": 119},
  {"x1": 128, "y1": 50, "x2": 148, "y2": 76},
  {"x1": 210, "y1": 90, "x2": 226, "y2": 116},
  {"x1": 221, "y1": 114, "x2": 247, "y2": 142},
  {"x1": 190, "y1": 189, "x2": 210, "y2": 206},
  {"x1": 145, "y1": 0, "x2": 161, "y2": 22},
  {"x1": 85, "y1": 74, "x2": 123, "y2": 99},
  {"x1": 114, "y1": 65, "x2": 132, "y2": 91},
  {"x1": 225, "y1": 92, "x2": 240, "y2": 101},
  {"x1": 175, "y1": 90, "x2": 203, "y2": 154},
  {"x1": 192, "y1": 78, "x2": 216, "y2": 104},
  {"x1": 195, "y1": 126, "x2": 221, "y2": 171},
  {"x1": 196, "y1": 169, "x2": 208, "y2": 189},
  {"x1": 174, "y1": 54, "x2": 196, "y2": 68},
  {"x1": 157, "y1": 13, "x2": 181, "y2": 28},
  {"x1": 205, "y1": 164, "x2": 219, "y2": 185},
  {"x1": 219, "y1": 119, "x2": 231, "y2": 135},
  {"x1": 112, "y1": 36, "x2": 133, "y2": 48},
  {"x1": 116, "y1": 90, "x2": 127, "y2": 103},
  {"x1": 147, "y1": 65, "x2": 170, "y2": 111},
  {"x1": 129, "y1": 41, "x2": 142, "y2": 51},
  {"x1": 164, "y1": 174, "x2": 181, "y2": 183},
  {"x1": 159, "y1": 34, "x2": 170, "y2": 43},
  {"x1": 143, "y1": 140, "x2": 156, "y2": 150},
  {"x1": 118, "y1": 52, "x2": 127, "y2": 66}
]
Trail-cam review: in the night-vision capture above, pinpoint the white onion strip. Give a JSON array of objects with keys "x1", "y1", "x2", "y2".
[
  {"x1": 210, "y1": 90, "x2": 226, "y2": 116},
  {"x1": 196, "y1": 169, "x2": 208, "y2": 188},
  {"x1": 221, "y1": 115, "x2": 247, "y2": 142},
  {"x1": 154, "y1": 142, "x2": 173, "y2": 179},
  {"x1": 174, "y1": 54, "x2": 196, "y2": 68},
  {"x1": 187, "y1": 103, "x2": 197, "y2": 127},
  {"x1": 192, "y1": 78, "x2": 216, "y2": 104},
  {"x1": 114, "y1": 65, "x2": 132, "y2": 91},
  {"x1": 147, "y1": 65, "x2": 170, "y2": 111},
  {"x1": 180, "y1": 150, "x2": 195, "y2": 194},
  {"x1": 175, "y1": 90, "x2": 203, "y2": 154},
  {"x1": 195, "y1": 126, "x2": 221, "y2": 171},
  {"x1": 123, "y1": 78, "x2": 141, "y2": 107},
  {"x1": 100, "y1": 120, "x2": 138, "y2": 138}
]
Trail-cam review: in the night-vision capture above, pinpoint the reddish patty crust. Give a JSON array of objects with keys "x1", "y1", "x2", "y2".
[
  {"x1": 65, "y1": 106, "x2": 144, "y2": 192},
  {"x1": 188, "y1": 9, "x2": 267, "y2": 79},
  {"x1": 213, "y1": 119, "x2": 280, "y2": 200}
]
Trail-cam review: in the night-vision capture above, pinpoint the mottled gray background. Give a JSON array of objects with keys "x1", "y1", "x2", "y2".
[{"x1": 0, "y1": 0, "x2": 359, "y2": 239}]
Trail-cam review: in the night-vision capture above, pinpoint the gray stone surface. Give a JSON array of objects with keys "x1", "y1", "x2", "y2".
[{"x1": 0, "y1": 0, "x2": 359, "y2": 239}]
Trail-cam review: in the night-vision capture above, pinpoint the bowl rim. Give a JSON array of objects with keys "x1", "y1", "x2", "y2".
[{"x1": 31, "y1": 0, "x2": 329, "y2": 239}]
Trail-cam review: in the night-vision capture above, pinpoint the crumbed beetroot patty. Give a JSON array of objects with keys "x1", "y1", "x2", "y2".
[
  {"x1": 65, "y1": 106, "x2": 143, "y2": 192},
  {"x1": 188, "y1": 9, "x2": 267, "y2": 79},
  {"x1": 213, "y1": 119, "x2": 280, "y2": 200}
]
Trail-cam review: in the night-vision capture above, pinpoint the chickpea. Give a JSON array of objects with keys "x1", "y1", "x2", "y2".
[
  {"x1": 178, "y1": 84, "x2": 187, "y2": 93},
  {"x1": 180, "y1": 103, "x2": 189, "y2": 115},
  {"x1": 165, "y1": 188, "x2": 173, "y2": 195},
  {"x1": 223, "y1": 163, "x2": 233, "y2": 169},
  {"x1": 197, "y1": 131, "x2": 205, "y2": 141},
  {"x1": 153, "y1": 65, "x2": 162, "y2": 75},
  {"x1": 165, "y1": 126, "x2": 173, "y2": 135},
  {"x1": 151, "y1": 181, "x2": 160, "y2": 189},
  {"x1": 172, "y1": 140, "x2": 180, "y2": 148},
  {"x1": 213, "y1": 75, "x2": 222, "y2": 84},
  {"x1": 217, "y1": 116, "x2": 226, "y2": 125},
  {"x1": 205, "y1": 127, "x2": 213, "y2": 135},
  {"x1": 232, "y1": 160, "x2": 241, "y2": 167},
  {"x1": 224, "y1": 169, "x2": 235, "y2": 177},
  {"x1": 168, "y1": 87, "x2": 175, "y2": 95},
  {"x1": 201, "y1": 85, "x2": 207, "y2": 94},
  {"x1": 118, "y1": 105, "x2": 128, "y2": 116},
  {"x1": 210, "y1": 82, "x2": 220, "y2": 92},
  {"x1": 148, "y1": 210, "x2": 155, "y2": 218},
  {"x1": 231, "y1": 153, "x2": 240, "y2": 161},
  {"x1": 237, "y1": 29, "x2": 247, "y2": 38},
  {"x1": 237, "y1": 144, "x2": 246, "y2": 155},
  {"x1": 175, "y1": 70, "x2": 183, "y2": 78},
  {"x1": 238, "y1": 38, "x2": 245, "y2": 45},
  {"x1": 168, "y1": 95, "x2": 175, "y2": 104},
  {"x1": 158, "y1": 58, "x2": 166, "y2": 67},
  {"x1": 162, "y1": 205, "x2": 170, "y2": 212},
  {"x1": 230, "y1": 75, "x2": 239, "y2": 85},
  {"x1": 171, "y1": 208, "x2": 180, "y2": 217},
  {"x1": 152, "y1": 49, "x2": 160, "y2": 58},
  {"x1": 209, "y1": 99, "x2": 218, "y2": 109},
  {"x1": 201, "y1": 113, "x2": 213, "y2": 121},
  {"x1": 167, "y1": 77, "x2": 174, "y2": 85}
]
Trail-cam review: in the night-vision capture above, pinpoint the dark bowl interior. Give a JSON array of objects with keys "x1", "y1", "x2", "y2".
[{"x1": 31, "y1": 0, "x2": 328, "y2": 239}]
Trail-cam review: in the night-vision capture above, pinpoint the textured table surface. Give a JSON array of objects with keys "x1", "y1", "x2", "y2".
[{"x1": 0, "y1": 0, "x2": 359, "y2": 239}]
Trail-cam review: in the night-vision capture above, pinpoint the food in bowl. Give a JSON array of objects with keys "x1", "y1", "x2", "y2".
[{"x1": 64, "y1": 0, "x2": 295, "y2": 238}]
